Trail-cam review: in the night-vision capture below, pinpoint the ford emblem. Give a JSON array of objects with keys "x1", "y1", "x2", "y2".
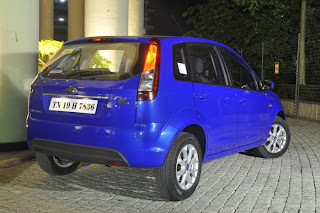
[{"x1": 65, "y1": 87, "x2": 78, "y2": 94}]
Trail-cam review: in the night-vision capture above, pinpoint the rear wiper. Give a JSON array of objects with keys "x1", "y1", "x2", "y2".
[
  {"x1": 77, "y1": 70, "x2": 115, "y2": 76},
  {"x1": 64, "y1": 70, "x2": 115, "y2": 78},
  {"x1": 72, "y1": 48, "x2": 82, "y2": 79},
  {"x1": 44, "y1": 49, "x2": 83, "y2": 77},
  {"x1": 73, "y1": 48, "x2": 82, "y2": 71}
]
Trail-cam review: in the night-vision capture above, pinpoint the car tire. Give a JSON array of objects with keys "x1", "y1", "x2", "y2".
[
  {"x1": 253, "y1": 116, "x2": 290, "y2": 158},
  {"x1": 36, "y1": 152, "x2": 80, "y2": 175},
  {"x1": 155, "y1": 132, "x2": 202, "y2": 201}
]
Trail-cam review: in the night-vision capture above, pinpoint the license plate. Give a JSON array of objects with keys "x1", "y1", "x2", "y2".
[{"x1": 49, "y1": 97, "x2": 98, "y2": 114}]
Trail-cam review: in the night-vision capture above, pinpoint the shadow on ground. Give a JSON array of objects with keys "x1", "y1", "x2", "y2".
[
  {"x1": 0, "y1": 161, "x2": 35, "y2": 184},
  {"x1": 239, "y1": 149, "x2": 259, "y2": 157},
  {"x1": 18, "y1": 163, "x2": 166, "y2": 201}
]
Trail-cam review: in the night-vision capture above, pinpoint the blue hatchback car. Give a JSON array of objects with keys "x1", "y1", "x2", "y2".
[{"x1": 27, "y1": 36, "x2": 290, "y2": 200}]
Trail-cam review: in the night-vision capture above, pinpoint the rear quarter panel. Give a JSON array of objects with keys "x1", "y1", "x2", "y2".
[
  {"x1": 136, "y1": 39, "x2": 197, "y2": 125},
  {"x1": 136, "y1": 39, "x2": 207, "y2": 161}
]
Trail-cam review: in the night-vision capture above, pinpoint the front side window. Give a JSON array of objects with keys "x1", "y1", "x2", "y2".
[
  {"x1": 188, "y1": 44, "x2": 226, "y2": 85},
  {"x1": 41, "y1": 42, "x2": 149, "y2": 80},
  {"x1": 219, "y1": 48, "x2": 258, "y2": 90}
]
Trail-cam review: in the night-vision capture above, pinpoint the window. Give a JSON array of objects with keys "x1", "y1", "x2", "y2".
[
  {"x1": 173, "y1": 44, "x2": 190, "y2": 81},
  {"x1": 220, "y1": 48, "x2": 258, "y2": 90},
  {"x1": 188, "y1": 44, "x2": 226, "y2": 85},
  {"x1": 87, "y1": 50, "x2": 124, "y2": 72},
  {"x1": 41, "y1": 42, "x2": 149, "y2": 81}
]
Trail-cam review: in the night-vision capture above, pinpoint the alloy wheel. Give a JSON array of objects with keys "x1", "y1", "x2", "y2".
[
  {"x1": 264, "y1": 124, "x2": 287, "y2": 153},
  {"x1": 52, "y1": 156, "x2": 74, "y2": 168},
  {"x1": 176, "y1": 144, "x2": 199, "y2": 190}
]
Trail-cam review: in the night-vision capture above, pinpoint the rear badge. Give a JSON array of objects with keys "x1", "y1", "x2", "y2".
[
  {"x1": 114, "y1": 96, "x2": 130, "y2": 105},
  {"x1": 65, "y1": 87, "x2": 78, "y2": 94}
]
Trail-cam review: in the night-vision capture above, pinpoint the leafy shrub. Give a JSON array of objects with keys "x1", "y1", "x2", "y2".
[{"x1": 38, "y1": 40, "x2": 64, "y2": 71}]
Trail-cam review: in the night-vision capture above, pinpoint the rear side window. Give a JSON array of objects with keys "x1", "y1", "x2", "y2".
[
  {"x1": 41, "y1": 42, "x2": 149, "y2": 80},
  {"x1": 173, "y1": 44, "x2": 190, "y2": 81},
  {"x1": 188, "y1": 44, "x2": 226, "y2": 85},
  {"x1": 219, "y1": 48, "x2": 258, "y2": 90}
]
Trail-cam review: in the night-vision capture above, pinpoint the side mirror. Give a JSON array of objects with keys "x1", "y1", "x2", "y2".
[{"x1": 261, "y1": 80, "x2": 275, "y2": 90}]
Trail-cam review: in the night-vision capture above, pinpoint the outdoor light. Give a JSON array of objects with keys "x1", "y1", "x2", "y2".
[
  {"x1": 60, "y1": 0, "x2": 66, "y2": 3},
  {"x1": 59, "y1": 18, "x2": 65, "y2": 22}
]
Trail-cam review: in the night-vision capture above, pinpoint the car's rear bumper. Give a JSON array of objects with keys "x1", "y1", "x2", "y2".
[
  {"x1": 27, "y1": 117, "x2": 178, "y2": 167},
  {"x1": 31, "y1": 138, "x2": 130, "y2": 166}
]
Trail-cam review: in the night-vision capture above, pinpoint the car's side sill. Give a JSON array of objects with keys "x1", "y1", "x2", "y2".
[{"x1": 203, "y1": 140, "x2": 264, "y2": 163}]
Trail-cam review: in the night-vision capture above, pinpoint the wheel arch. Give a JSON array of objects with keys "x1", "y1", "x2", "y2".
[
  {"x1": 181, "y1": 124, "x2": 206, "y2": 158},
  {"x1": 266, "y1": 90, "x2": 287, "y2": 129},
  {"x1": 277, "y1": 110, "x2": 286, "y2": 120},
  {"x1": 166, "y1": 109, "x2": 207, "y2": 159}
]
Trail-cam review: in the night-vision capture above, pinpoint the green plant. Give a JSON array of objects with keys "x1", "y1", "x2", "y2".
[
  {"x1": 38, "y1": 40, "x2": 64, "y2": 71},
  {"x1": 87, "y1": 51, "x2": 112, "y2": 69}
]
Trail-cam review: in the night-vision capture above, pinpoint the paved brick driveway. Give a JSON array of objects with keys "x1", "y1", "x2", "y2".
[{"x1": 0, "y1": 118, "x2": 319, "y2": 213}]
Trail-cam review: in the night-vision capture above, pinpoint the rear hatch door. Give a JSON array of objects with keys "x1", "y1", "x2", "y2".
[{"x1": 30, "y1": 40, "x2": 149, "y2": 128}]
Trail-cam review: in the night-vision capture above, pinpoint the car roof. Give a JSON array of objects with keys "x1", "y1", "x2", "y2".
[
  {"x1": 64, "y1": 36, "x2": 243, "y2": 68},
  {"x1": 64, "y1": 36, "x2": 231, "y2": 51}
]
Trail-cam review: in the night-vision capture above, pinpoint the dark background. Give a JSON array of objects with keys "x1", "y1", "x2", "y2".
[{"x1": 53, "y1": 0, "x2": 204, "y2": 40}]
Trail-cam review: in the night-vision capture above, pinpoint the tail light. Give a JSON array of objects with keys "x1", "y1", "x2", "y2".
[{"x1": 137, "y1": 39, "x2": 160, "y2": 101}]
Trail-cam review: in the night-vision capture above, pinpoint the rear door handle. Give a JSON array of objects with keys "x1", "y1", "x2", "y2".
[{"x1": 199, "y1": 93, "x2": 208, "y2": 100}]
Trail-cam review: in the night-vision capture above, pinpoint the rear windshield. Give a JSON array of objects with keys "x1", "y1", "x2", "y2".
[{"x1": 41, "y1": 42, "x2": 149, "y2": 80}]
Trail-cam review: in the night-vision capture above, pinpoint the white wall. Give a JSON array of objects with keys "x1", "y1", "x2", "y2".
[{"x1": 0, "y1": 0, "x2": 39, "y2": 143}]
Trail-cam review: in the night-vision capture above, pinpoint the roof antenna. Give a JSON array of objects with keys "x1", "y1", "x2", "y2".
[{"x1": 171, "y1": 11, "x2": 184, "y2": 35}]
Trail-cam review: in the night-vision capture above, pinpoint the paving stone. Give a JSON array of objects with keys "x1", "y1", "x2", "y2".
[{"x1": 0, "y1": 118, "x2": 319, "y2": 213}]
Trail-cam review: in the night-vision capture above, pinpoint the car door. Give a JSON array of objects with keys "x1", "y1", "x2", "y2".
[
  {"x1": 218, "y1": 47, "x2": 270, "y2": 147},
  {"x1": 188, "y1": 43, "x2": 238, "y2": 155}
]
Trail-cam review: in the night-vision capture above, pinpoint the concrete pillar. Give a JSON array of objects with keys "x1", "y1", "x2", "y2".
[
  {"x1": 68, "y1": 0, "x2": 84, "y2": 40},
  {"x1": 84, "y1": 0, "x2": 128, "y2": 37},
  {"x1": 128, "y1": 0, "x2": 144, "y2": 36},
  {"x1": 0, "y1": 0, "x2": 39, "y2": 143},
  {"x1": 40, "y1": 0, "x2": 54, "y2": 40}
]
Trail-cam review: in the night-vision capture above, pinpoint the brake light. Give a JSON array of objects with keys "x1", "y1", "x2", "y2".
[
  {"x1": 137, "y1": 40, "x2": 160, "y2": 101},
  {"x1": 93, "y1": 38, "x2": 103, "y2": 42},
  {"x1": 89, "y1": 37, "x2": 113, "y2": 42}
]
